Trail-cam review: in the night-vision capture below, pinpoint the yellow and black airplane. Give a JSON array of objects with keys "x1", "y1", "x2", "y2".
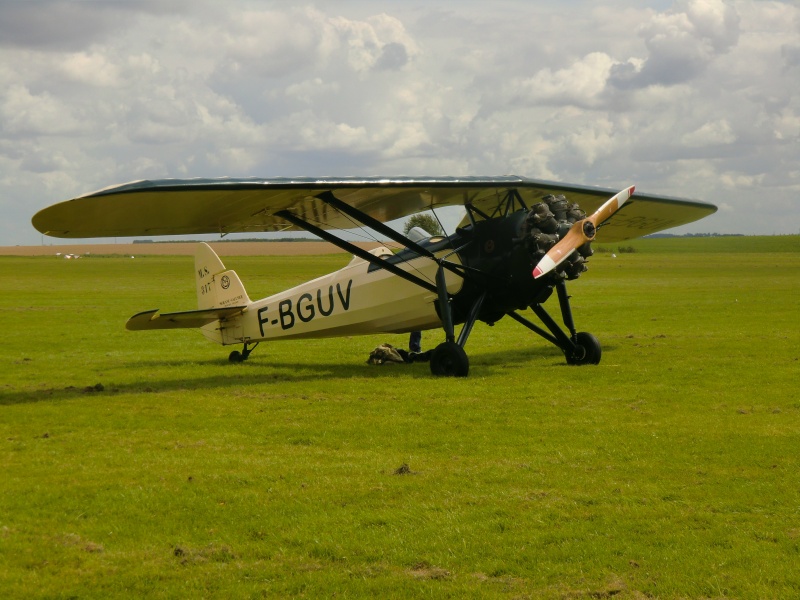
[{"x1": 33, "y1": 176, "x2": 716, "y2": 376}]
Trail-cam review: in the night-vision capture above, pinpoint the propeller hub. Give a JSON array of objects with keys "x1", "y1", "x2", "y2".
[{"x1": 582, "y1": 220, "x2": 596, "y2": 239}]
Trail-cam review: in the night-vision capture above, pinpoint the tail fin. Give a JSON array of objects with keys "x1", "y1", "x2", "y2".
[{"x1": 195, "y1": 243, "x2": 251, "y2": 309}]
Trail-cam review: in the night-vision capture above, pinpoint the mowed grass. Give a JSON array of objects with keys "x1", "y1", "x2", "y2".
[{"x1": 1, "y1": 236, "x2": 798, "y2": 599}]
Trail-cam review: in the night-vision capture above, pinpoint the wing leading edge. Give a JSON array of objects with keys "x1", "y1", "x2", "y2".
[{"x1": 32, "y1": 176, "x2": 716, "y2": 242}]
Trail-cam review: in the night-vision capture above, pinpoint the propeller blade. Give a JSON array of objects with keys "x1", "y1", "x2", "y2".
[
  {"x1": 590, "y1": 184, "x2": 636, "y2": 228},
  {"x1": 531, "y1": 223, "x2": 586, "y2": 279},
  {"x1": 533, "y1": 185, "x2": 635, "y2": 279}
]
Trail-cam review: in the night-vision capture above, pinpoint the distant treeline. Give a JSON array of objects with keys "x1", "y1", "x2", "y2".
[{"x1": 645, "y1": 233, "x2": 744, "y2": 238}]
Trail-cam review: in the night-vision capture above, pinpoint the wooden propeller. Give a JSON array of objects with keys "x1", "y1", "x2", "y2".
[{"x1": 533, "y1": 185, "x2": 635, "y2": 279}]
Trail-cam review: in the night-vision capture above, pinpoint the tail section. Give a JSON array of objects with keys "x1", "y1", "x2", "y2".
[
  {"x1": 195, "y1": 243, "x2": 251, "y2": 309},
  {"x1": 125, "y1": 243, "x2": 249, "y2": 345}
]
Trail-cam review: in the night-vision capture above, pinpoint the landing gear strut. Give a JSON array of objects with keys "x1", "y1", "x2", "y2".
[
  {"x1": 228, "y1": 342, "x2": 258, "y2": 363},
  {"x1": 429, "y1": 272, "x2": 486, "y2": 377},
  {"x1": 509, "y1": 280, "x2": 602, "y2": 366}
]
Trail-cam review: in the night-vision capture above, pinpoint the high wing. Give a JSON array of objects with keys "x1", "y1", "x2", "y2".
[{"x1": 32, "y1": 176, "x2": 716, "y2": 242}]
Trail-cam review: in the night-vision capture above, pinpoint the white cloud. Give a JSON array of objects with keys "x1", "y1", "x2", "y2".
[
  {"x1": 612, "y1": 0, "x2": 740, "y2": 88},
  {"x1": 683, "y1": 0, "x2": 741, "y2": 51},
  {"x1": 772, "y1": 109, "x2": 800, "y2": 140},
  {"x1": 285, "y1": 78, "x2": 341, "y2": 105},
  {"x1": 720, "y1": 171, "x2": 766, "y2": 189},
  {"x1": 565, "y1": 118, "x2": 617, "y2": 166},
  {"x1": 59, "y1": 52, "x2": 121, "y2": 86},
  {"x1": 220, "y1": 8, "x2": 324, "y2": 77},
  {"x1": 295, "y1": 113, "x2": 369, "y2": 150},
  {"x1": 2, "y1": 0, "x2": 800, "y2": 244},
  {"x1": 0, "y1": 84, "x2": 82, "y2": 136},
  {"x1": 783, "y1": 44, "x2": 800, "y2": 69},
  {"x1": 328, "y1": 12, "x2": 418, "y2": 73},
  {"x1": 514, "y1": 52, "x2": 617, "y2": 107},
  {"x1": 681, "y1": 119, "x2": 736, "y2": 146}
]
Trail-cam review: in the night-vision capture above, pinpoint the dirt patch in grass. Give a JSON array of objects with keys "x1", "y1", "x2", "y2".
[
  {"x1": 173, "y1": 544, "x2": 236, "y2": 565},
  {"x1": 58, "y1": 533, "x2": 104, "y2": 554},
  {"x1": 409, "y1": 562, "x2": 451, "y2": 580},
  {"x1": 393, "y1": 463, "x2": 415, "y2": 475}
]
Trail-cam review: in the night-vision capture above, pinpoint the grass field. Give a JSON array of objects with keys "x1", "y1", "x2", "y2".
[{"x1": 1, "y1": 236, "x2": 799, "y2": 598}]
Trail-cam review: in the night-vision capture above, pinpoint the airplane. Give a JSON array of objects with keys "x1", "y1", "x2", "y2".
[{"x1": 32, "y1": 176, "x2": 717, "y2": 376}]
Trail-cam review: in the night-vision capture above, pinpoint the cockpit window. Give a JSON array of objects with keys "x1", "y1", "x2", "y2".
[{"x1": 367, "y1": 235, "x2": 452, "y2": 273}]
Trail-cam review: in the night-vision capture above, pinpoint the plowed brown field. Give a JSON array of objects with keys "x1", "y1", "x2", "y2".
[{"x1": 0, "y1": 241, "x2": 382, "y2": 257}]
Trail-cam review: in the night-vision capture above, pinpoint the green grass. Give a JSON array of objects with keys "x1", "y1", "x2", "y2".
[{"x1": 1, "y1": 237, "x2": 799, "y2": 598}]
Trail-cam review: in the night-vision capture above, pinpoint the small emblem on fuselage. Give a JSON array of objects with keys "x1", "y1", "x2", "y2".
[{"x1": 221, "y1": 275, "x2": 231, "y2": 289}]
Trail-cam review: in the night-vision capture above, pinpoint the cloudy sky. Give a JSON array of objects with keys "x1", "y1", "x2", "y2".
[{"x1": 1, "y1": 0, "x2": 798, "y2": 245}]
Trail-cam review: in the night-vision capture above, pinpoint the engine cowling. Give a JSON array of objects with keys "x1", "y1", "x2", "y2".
[{"x1": 521, "y1": 194, "x2": 590, "y2": 281}]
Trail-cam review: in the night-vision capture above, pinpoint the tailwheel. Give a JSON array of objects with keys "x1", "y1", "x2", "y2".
[
  {"x1": 565, "y1": 332, "x2": 601, "y2": 365},
  {"x1": 430, "y1": 341, "x2": 469, "y2": 377},
  {"x1": 229, "y1": 342, "x2": 258, "y2": 363}
]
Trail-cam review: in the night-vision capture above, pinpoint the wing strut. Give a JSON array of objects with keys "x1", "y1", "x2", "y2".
[
  {"x1": 316, "y1": 191, "x2": 465, "y2": 278},
  {"x1": 275, "y1": 210, "x2": 437, "y2": 294}
]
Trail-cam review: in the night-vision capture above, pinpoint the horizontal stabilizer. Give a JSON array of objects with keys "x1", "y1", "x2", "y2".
[{"x1": 126, "y1": 306, "x2": 246, "y2": 331}]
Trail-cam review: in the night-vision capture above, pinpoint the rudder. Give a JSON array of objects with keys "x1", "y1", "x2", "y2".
[{"x1": 195, "y1": 243, "x2": 251, "y2": 310}]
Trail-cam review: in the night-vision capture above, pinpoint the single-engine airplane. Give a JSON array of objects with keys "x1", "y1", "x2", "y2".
[{"x1": 32, "y1": 176, "x2": 716, "y2": 376}]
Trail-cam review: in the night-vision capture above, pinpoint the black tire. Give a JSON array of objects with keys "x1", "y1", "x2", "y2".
[
  {"x1": 565, "y1": 332, "x2": 602, "y2": 365},
  {"x1": 430, "y1": 341, "x2": 470, "y2": 377},
  {"x1": 228, "y1": 350, "x2": 244, "y2": 363}
]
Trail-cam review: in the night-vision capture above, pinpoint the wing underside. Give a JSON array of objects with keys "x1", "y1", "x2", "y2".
[{"x1": 32, "y1": 176, "x2": 717, "y2": 242}]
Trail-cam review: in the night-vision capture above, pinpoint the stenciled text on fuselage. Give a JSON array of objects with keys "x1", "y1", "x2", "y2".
[{"x1": 257, "y1": 280, "x2": 352, "y2": 335}]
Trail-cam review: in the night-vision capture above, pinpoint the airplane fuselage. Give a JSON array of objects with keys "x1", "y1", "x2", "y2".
[
  {"x1": 201, "y1": 245, "x2": 465, "y2": 345},
  {"x1": 201, "y1": 209, "x2": 553, "y2": 347}
]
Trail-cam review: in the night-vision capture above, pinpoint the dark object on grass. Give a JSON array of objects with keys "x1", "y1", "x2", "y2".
[{"x1": 367, "y1": 343, "x2": 431, "y2": 365}]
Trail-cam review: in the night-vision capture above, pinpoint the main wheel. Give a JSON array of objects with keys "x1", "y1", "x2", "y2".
[
  {"x1": 565, "y1": 332, "x2": 602, "y2": 365},
  {"x1": 228, "y1": 350, "x2": 244, "y2": 363},
  {"x1": 430, "y1": 341, "x2": 469, "y2": 377}
]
